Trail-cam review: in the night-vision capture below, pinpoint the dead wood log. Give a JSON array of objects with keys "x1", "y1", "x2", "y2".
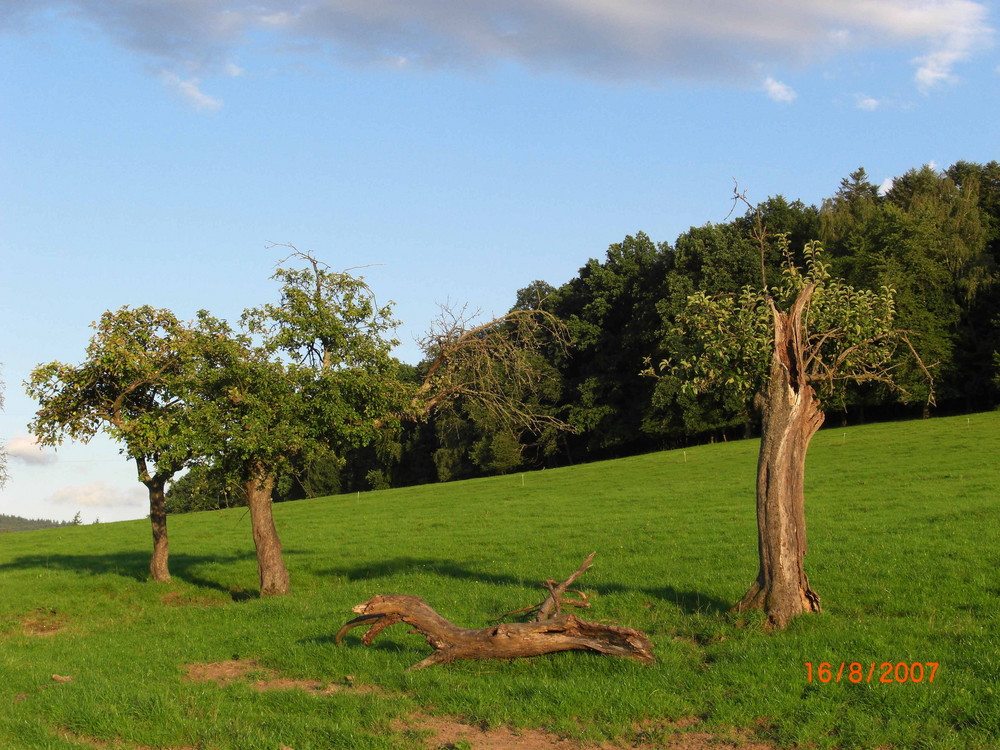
[
  {"x1": 335, "y1": 555, "x2": 654, "y2": 670},
  {"x1": 336, "y1": 594, "x2": 654, "y2": 669},
  {"x1": 492, "y1": 551, "x2": 595, "y2": 623}
]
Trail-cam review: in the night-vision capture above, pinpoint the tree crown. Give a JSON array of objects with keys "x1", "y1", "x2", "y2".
[{"x1": 656, "y1": 236, "x2": 931, "y2": 409}]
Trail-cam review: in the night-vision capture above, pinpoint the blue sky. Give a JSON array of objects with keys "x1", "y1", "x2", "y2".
[{"x1": 1, "y1": 0, "x2": 998, "y2": 523}]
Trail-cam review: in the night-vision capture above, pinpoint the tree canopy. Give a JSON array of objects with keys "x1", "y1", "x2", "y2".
[{"x1": 26, "y1": 306, "x2": 225, "y2": 580}]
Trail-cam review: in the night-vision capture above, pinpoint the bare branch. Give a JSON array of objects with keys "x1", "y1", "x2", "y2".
[{"x1": 413, "y1": 303, "x2": 572, "y2": 437}]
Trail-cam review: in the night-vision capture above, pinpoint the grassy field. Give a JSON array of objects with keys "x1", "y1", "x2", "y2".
[{"x1": 1, "y1": 412, "x2": 998, "y2": 749}]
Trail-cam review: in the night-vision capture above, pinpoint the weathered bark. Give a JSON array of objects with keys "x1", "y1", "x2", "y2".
[
  {"x1": 337, "y1": 594, "x2": 655, "y2": 669},
  {"x1": 338, "y1": 555, "x2": 654, "y2": 669},
  {"x1": 245, "y1": 464, "x2": 290, "y2": 596},
  {"x1": 135, "y1": 457, "x2": 171, "y2": 583},
  {"x1": 734, "y1": 286, "x2": 823, "y2": 629},
  {"x1": 146, "y1": 477, "x2": 171, "y2": 582},
  {"x1": 493, "y1": 552, "x2": 595, "y2": 623},
  {"x1": 533, "y1": 551, "x2": 594, "y2": 621}
]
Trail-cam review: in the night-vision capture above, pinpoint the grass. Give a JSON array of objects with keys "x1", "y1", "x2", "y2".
[{"x1": 1, "y1": 412, "x2": 998, "y2": 749}]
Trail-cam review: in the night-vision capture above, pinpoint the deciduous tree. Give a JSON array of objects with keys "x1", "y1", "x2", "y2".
[
  {"x1": 658, "y1": 232, "x2": 930, "y2": 629},
  {"x1": 196, "y1": 252, "x2": 405, "y2": 596},
  {"x1": 207, "y1": 248, "x2": 571, "y2": 596},
  {"x1": 26, "y1": 307, "x2": 218, "y2": 581}
]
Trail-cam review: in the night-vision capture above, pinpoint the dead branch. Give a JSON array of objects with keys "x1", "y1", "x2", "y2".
[
  {"x1": 534, "y1": 551, "x2": 595, "y2": 621},
  {"x1": 412, "y1": 302, "x2": 573, "y2": 435},
  {"x1": 336, "y1": 594, "x2": 654, "y2": 670},
  {"x1": 336, "y1": 554, "x2": 654, "y2": 670},
  {"x1": 492, "y1": 552, "x2": 594, "y2": 623}
]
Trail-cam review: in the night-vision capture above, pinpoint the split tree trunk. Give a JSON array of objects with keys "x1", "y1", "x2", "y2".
[
  {"x1": 245, "y1": 463, "x2": 290, "y2": 596},
  {"x1": 145, "y1": 477, "x2": 171, "y2": 583},
  {"x1": 734, "y1": 286, "x2": 823, "y2": 629}
]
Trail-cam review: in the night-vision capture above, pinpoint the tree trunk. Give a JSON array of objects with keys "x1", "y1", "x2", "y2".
[
  {"x1": 146, "y1": 477, "x2": 171, "y2": 582},
  {"x1": 245, "y1": 464, "x2": 290, "y2": 596},
  {"x1": 135, "y1": 457, "x2": 171, "y2": 583},
  {"x1": 734, "y1": 288, "x2": 824, "y2": 629}
]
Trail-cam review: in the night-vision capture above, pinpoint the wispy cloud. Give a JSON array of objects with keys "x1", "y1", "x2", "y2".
[
  {"x1": 907, "y1": 1, "x2": 994, "y2": 91},
  {"x1": 6, "y1": 435, "x2": 58, "y2": 465},
  {"x1": 46, "y1": 481, "x2": 146, "y2": 509},
  {"x1": 1, "y1": 1, "x2": 992, "y2": 93},
  {"x1": 764, "y1": 76, "x2": 797, "y2": 103},
  {"x1": 159, "y1": 71, "x2": 223, "y2": 110}
]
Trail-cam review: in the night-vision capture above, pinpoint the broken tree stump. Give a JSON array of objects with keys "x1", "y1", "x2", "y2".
[{"x1": 336, "y1": 554, "x2": 654, "y2": 670}]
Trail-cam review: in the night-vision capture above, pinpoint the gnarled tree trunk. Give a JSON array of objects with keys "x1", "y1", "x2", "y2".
[
  {"x1": 734, "y1": 286, "x2": 823, "y2": 629},
  {"x1": 146, "y1": 477, "x2": 171, "y2": 582},
  {"x1": 245, "y1": 463, "x2": 290, "y2": 596},
  {"x1": 136, "y1": 457, "x2": 171, "y2": 583}
]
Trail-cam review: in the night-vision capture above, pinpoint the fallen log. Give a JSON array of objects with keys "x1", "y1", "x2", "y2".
[{"x1": 336, "y1": 555, "x2": 655, "y2": 670}]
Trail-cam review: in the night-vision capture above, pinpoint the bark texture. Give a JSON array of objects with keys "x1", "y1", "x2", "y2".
[
  {"x1": 337, "y1": 594, "x2": 654, "y2": 669},
  {"x1": 136, "y1": 457, "x2": 172, "y2": 583},
  {"x1": 146, "y1": 477, "x2": 171, "y2": 583},
  {"x1": 337, "y1": 555, "x2": 654, "y2": 669},
  {"x1": 245, "y1": 464, "x2": 290, "y2": 596},
  {"x1": 734, "y1": 286, "x2": 823, "y2": 629}
]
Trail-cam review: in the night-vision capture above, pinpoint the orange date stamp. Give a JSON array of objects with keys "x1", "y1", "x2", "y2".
[{"x1": 804, "y1": 662, "x2": 938, "y2": 684}]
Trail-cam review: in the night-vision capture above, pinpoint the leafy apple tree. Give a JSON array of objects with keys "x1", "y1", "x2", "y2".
[{"x1": 26, "y1": 307, "x2": 222, "y2": 581}]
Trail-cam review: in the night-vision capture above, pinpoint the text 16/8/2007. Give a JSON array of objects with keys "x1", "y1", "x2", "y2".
[{"x1": 804, "y1": 662, "x2": 939, "y2": 684}]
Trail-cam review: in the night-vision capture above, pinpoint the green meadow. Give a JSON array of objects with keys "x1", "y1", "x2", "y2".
[{"x1": 1, "y1": 412, "x2": 998, "y2": 749}]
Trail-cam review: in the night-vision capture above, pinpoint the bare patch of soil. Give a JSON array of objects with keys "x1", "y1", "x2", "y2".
[
  {"x1": 632, "y1": 718, "x2": 777, "y2": 750},
  {"x1": 181, "y1": 661, "x2": 776, "y2": 750},
  {"x1": 397, "y1": 714, "x2": 619, "y2": 750},
  {"x1": 159, "y1": 591, "x2": 225, "y2": 608},
  {"x1": 57, "y1": 728, "x2": 197, "y2": 750},
  {"x1": 397, "y1": 714, "x2": 778, "y2": 750},
  {"x1": 21, "y1": 607, "x2": 66, "y2": 636},
  {"x1": 182, "y1": 658, "x2": 376, "y2": 695}
]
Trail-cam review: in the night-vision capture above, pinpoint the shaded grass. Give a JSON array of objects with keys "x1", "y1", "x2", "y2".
[{"x1": 1, "y1": 412, "x2": 998, "y2": 748}]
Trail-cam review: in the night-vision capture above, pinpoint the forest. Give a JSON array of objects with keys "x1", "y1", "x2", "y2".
[{"x1": 157, "y1": 161, "x2": 1000, "y2": 511}]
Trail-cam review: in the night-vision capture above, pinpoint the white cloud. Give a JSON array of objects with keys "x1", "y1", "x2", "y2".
[
  {"x1": 159, "y1": 71, "x2": 223, "y2": 110},
  {"x1": 764, "y1": 76, "x2": 797, "y2": 103},
  {"x1": 856, "y1": 94, "x2": 881, "y2": 110},
  {"x1": 6, "y1": 435, "x2": 58, "y2": 465},
  {"x1": 46, "y1": 481, "x2": 146, "y2": 509},
  {"x1": 2, "y1": 1, "x2": 993, "y2": 92}
]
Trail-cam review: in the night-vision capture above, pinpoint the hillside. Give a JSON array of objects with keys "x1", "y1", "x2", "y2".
[
  {"x1": 0, "y1": 412, "x2": 997, "y2": 749},
  {"x1": 0, "y1": 514, "x2": 75, "y2": 534}
]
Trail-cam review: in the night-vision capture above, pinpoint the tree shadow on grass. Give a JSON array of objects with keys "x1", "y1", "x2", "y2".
[
  {"x1": 645, "y1": 585, "x2": 733, "y2": 616},
  {"x1": 299, "y1": 631, "x2": 412, "y2": 655},
  {"x1": 320, "y1": 557, "x2": 732, "y2": 616},
  {"x1": 0, "y1": 550, "x2": 260, "y2": 600}
]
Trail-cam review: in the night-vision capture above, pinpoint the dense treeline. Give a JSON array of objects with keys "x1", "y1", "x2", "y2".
[
  {"x1": 0, "y1": 513, "x2": 81, "y2": 533},
  {"x1": 167, "y1": 161, "x2": 1000, "y2": 512}
]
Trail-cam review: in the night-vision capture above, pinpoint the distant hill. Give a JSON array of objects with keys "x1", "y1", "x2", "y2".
[{"x1": 0, "y1": 513, "x2": 77, "y2": 533}]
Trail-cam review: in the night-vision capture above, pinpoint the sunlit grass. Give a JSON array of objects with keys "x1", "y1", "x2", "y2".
[{"x1": 1, "y1": 412, "x2": 997, "y2": 748}]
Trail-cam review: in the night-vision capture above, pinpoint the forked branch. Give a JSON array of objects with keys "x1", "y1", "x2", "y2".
[{"x1": 336, "y1": 554, "x2": 653, "y2": 669}]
